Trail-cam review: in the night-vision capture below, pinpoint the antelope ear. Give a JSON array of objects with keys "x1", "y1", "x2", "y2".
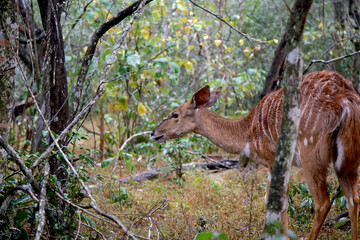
[
  {"x1": 190, "y1": 86, "x2": 222, "y2": 109},
  {"x1": 202, "y1": 86, "x2": 222, "y2": 108}
]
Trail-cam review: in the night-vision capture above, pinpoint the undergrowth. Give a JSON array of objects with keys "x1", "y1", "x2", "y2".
[{"x1": 85, "y1": 163, "x2": 351, "y2": 240}]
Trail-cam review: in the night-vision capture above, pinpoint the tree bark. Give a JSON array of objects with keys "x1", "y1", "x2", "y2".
[
  {"x1": 0, "y1": 0, "x2": 18, "y2": 186},
  {"x1": 264, "y1": 0, "x2": 313, "y2": 238},
  {"x1": 37, "y1": 0, "x2": 69, "y2": 178},
  {"x1": 0, "y1": 0, "x2": 18, "y2": 227},
  {"x1": 260, "y1": 1, "x2": 312, "y2": 99}
]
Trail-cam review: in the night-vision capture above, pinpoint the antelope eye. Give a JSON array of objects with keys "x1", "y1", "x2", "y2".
[{"x1": 172, "y1": 113, "x2": 179, "y2": 119}]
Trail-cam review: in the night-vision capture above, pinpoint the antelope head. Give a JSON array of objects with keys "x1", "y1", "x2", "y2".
[{"x1": 151, "y1": 85, "x2": 222, "y2": 142}]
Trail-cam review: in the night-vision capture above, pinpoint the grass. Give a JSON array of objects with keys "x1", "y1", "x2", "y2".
[{"x1": 82, "y1": 157, "x2": 353, "y2": 240}]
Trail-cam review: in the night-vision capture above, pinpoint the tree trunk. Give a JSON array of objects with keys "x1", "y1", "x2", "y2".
[
  {"x1": 260, "y1": 1, "x2": 312, "y2": 99},
  {"x1": 0, "y1": 0, "x2": 18, "y2": 224},
  {"x1": 264, "y1": 0, "x2": 313, "y2": 238},
  {"x1": 37, "y1": 0, "x2": 69, "y2": 178}
]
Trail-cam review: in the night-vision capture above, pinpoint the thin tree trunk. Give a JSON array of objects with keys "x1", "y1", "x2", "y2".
[
  {"x1": 37, "y1": 0, "x2": 69, "y2": 179},
  {"x1": 260, "y1": 1, "x2": 312, "y2": 99},
  {"x1": 264, "y1": 0, "x2": 313, "y2": 238}
]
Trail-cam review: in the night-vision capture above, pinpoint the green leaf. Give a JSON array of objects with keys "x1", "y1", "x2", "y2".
[
  {"x1": 127, "y1": 53, "x2": 141, "y2": 68},
  {"x1": 101, "y1": 158, "x2": 114, "y2": 168},
  {"x1": 169, "y1": 61, "x2": 180, "y2": 74},
  {"x1": 195, "y1": 231, "x2": 227, "y2": 240},
  {"x1": 154, "y1": 57, "x2": 169, "y2": 70},
  {"x1": 194, "y1": 24, "x2": 202, "y2": 31},
  {"x1": 125, "y1": 157, "x2": 135, "y2": 173},
  {"x1": 118, "y1": 96, "x2": 128, "y2": 111}
]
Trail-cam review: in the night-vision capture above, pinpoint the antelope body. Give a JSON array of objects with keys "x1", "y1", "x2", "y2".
[{"x1": 151, "y1": 70, "x2": 360, "y2": 239}]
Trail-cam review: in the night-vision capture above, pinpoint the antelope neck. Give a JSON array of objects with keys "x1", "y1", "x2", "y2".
[{"x1": 193, "y1": 108, "x2": 252, "y2": 154}]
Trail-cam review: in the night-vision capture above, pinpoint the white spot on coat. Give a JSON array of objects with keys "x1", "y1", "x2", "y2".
[{"x1": 304, "y1": 138, "x2": 307, "y2": 146}]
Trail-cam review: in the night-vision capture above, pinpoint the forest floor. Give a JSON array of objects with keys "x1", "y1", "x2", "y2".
[{"x1": 82, "y1": 155, "x2": 353, "y2": 240}]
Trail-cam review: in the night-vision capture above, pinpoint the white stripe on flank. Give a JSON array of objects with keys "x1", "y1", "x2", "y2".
[
  {"x1": 305, "y1": 81, "x2": 330, "y2": 130},
  {"x1": 244, "y1": 143, "x2": 250, "y2": 157},
  {"x1": 261, "y1": 98, "x2": 272, "y2": 142},
  {"x1": 335, "y1": 137, "x2": 344, "y2": 172},
  {"x1": 267, "y1": 96, "x2": 275, "y2": 142},
  {"x1": 275, "y1": 96, "x2": 281, "y2": 138},
  {"x1": 304, "y1": 138, "x2": 308, "y2": 146}
]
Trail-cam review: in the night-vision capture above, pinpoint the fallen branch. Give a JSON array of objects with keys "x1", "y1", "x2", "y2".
[{"x1": 117, "y1": 159, "x2": 239, "y2": 184}]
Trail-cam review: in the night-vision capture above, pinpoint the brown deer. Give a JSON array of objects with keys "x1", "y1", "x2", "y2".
[{"x1": 151, "y1": 70, "x2": 360, "y2": 239}]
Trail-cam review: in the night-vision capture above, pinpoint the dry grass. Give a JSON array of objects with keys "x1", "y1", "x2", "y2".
[{"x1": 81, "y1": 160, "x2": 352, "y2": 240}]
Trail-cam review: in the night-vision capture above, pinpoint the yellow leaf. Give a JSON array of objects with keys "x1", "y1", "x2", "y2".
[
  {"x1": 274, "y1": 39, "x2": 279, "y2": 43},
  {"x1": 190, "y1": 11, "x2": 194, "y2": 16},
  {"x1": 181, "y1": 16, "x2": 187, "y2": 23},
  {"x1": 214, "y1": 40, "x2": 222, "y2": 46},
  {"x1": 226, "y1": 47, "x2": 231, "y2": 53},
  {"x1": 239, "y1": 39, "x2": 244, "y2": 46},
  {"x1": 184, "y1": 26, "x2": 191, "y2": 35},
  {"x1": 184, "y1": 60, "x2": 193, "y2": 70},
  {"x1": 153, "y1": 8, "x2": 162, "y2": 20},
  {"x1": 243, "y1": 47, "x2": 251, "y2": 57},
  {"x1": 203, "y1": 35, "x2": 209, "y2": 40},
  {"x1": 200, "y1": 42, "x2": 205, "y2": 47},
  {"x1": 141, "y1": 28, "x2": 149, "y2": 39},
  {"x1": 189, "y1": 45, "x2": 194, "y2": 50},
  {"x1": 138, "y1": 102, "x2": 147, "y2": 116}
]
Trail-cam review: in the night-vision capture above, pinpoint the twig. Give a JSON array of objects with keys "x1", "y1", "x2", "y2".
[
  {"x1": 54, "y1": 191, "x2": 119, "y2": 228},
  {"x1": 0, "y1": 136, "x2": 41, "y2": 193},
  {"x1": 71, "y1": 0, "x2": 154, "y2": 118},
  {"x1": 77, "y1": 221, "x2": 107, "y2": 240},
  {"x1": 16, "y1": 184, "x2": 39, "y2": 202},
  {"x1": 81, "y1": 125, "x2": 100, "y2": 135},
  {"x1": 111, "y1": 131, "x2": 151, "y2": 177},
  {"x1": 13, "y1": 7, "x2": 144, "y2": 238},
  {"x1": 34, "y1": 162, "x2": 50, "y2": 240},
  {"x1": 187, "y1": 0, "x2": 268, "y2": 44},
  {"x1": 64, "y1": 0, "x2": 94, "y2": 40},
  {"x1": 32, "y1": 83, "x2": 105, "y2": 167},
  {"x1": 304, "y1": 50, "x2": 360, "y2": 73},
  {"x1": 75, "y1": 210, "x2": 81, "y2": 240}
]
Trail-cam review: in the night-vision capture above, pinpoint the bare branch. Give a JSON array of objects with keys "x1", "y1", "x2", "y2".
[
  {"x1": 34, "y1": 162, "x2": 50, "y2": 240},
  {"x1": 71, "y1": 0, "x2": 154, "y2": 118},
  {"x1": 0, "y1": 136, "x2": 41, "y2": 193},
  {"x1": 187, "y1": 0, "x2": 268, "y2": 44},
  {"x1": 111, "y1": 131, "x2": 151, "y2": 176},
  {"x1": 304, "y1": 50, "x2": 360, "y2": 73}
]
